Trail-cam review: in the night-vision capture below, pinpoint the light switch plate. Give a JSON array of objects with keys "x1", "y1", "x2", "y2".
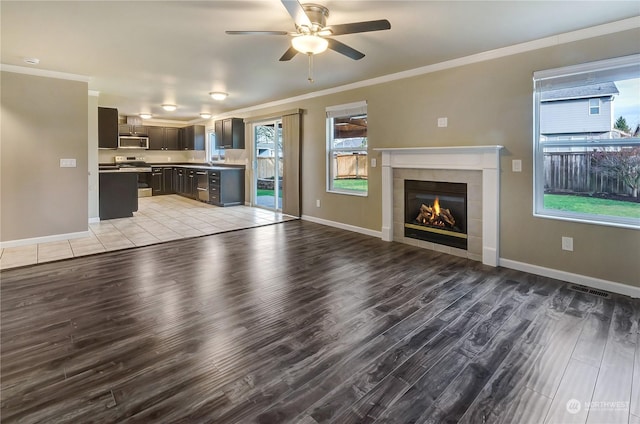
[
  {"x1": 437, "y1": 117, "x2": 448, "y2": 127},
  {"x1": 512, "y1": 159, "x2": 522, "y2": 172},
  {"x1": 371, "y1": 158, "x2": 377, "y2": 168},
  {"x1": 60, "y1": 158, "x2": 77, "y2": 168}
]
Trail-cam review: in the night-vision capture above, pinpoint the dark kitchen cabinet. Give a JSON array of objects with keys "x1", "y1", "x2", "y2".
[
  {"x1": 215, "y1": 118, "x2": 245, "y2": 149},
  {"x1": 98, "y1": 107, "x2": 118, "y2": 149},
  {"x1": 162, "y1": 167, "x2": 174, "y2": 193},
  {"x1": 118, "y1": 124, "x2": 148, "y2": 136},
  {"x1": 186, "y1": 169, "x2": 198, "y2": 198},
  {"x1": 209, "y1": 168, "x2": 245, "y2": 206},
  {"x1": 179, "y1": 125, "x2": 205, "y2": 151},
  {"x1": 152, "y1": 167, "x2": 175, "y2": 195},
  {"x1": 148, "y1": 127, "x2": 180, "y2": 150},
  {"x1": 173, "y1": 168, "x2": 186, "y2": 195}
]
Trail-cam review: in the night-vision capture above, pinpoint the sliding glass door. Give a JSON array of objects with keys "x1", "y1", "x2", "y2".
[{"x1": 253, "y1": 120, "x2": 283, "y2": 211}]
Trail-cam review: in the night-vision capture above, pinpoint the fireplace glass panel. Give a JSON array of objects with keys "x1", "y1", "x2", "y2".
[{"x1": 404, "y1": 180, "x2": 468, "y2": 250}]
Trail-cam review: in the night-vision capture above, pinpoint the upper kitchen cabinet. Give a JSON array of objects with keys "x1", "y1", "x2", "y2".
[
  {"x1": 98, "y1": 107, "x2": 118, "y2": 149},
  {"x1": 118, "y1": 124, "x2": 148, "y2": 136},
  {"x1": 180, "y1": 125, "x2": 205, "y2": 151},
  {"x1": 148, "y1": 126, "x2": 180, "y2": 150},
  {"x1": 215, "y1": 118, "x2": 245, "y2": 149}
]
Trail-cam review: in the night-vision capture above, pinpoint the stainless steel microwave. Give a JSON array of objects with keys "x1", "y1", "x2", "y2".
[{"x1": 118, "y1": 136, "x2": 149, "y2": 149}]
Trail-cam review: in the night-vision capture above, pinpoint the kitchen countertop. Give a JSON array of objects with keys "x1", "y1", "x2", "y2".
[
  {"x1": 149, "y1": 163, "x2": 246, "y2": 170},
  {"x1": 99, "y1": 163, "x2": 245, "y2": 173}
]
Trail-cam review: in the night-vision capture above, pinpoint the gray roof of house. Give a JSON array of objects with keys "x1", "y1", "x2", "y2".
[{"x1": 541, "y1": 82, "x2": 619, "y2": 101}]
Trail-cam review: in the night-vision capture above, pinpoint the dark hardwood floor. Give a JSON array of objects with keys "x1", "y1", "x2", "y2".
[{"x1": 1, "y1": 220, "x2": 639, "y2": 424}]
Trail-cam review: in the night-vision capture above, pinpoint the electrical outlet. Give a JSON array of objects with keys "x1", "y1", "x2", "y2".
[
  {"x1": 316, "y1": 199, "x2": 321, "y2": 208},
  {"x1": 437, "y1": 117, "x2": 448, "y2": 127},
  {"x1": 562, "y1": 236, "x2": 574, "y2": 251},
  {"x1": 512, "y1": 159, "x2": 522, "y2": 172}
]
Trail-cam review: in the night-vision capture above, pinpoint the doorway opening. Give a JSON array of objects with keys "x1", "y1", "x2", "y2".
[{"x1": 253, "y1": 120, "x2": 283, "y2": 211}]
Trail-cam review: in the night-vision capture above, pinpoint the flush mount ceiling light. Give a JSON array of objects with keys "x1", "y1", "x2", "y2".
[
  {"x1": 139, "y1": 113, "x2": 152, "y2": 119},
  {"x1": 291, "y1": 34, "x2": 328, "y2": 55},
  {"x1": 200, "y1": 113, "x2": 212, "y2": 119},
  {"x1": 161, "y1": 104, "x2": 177, "y2": 112},
  {"x1": 23, "y1": 57, "x2": 40, "y2": 65},
  {"x1": 209, "y1": 92, "x2": 228, "y2": 101}
]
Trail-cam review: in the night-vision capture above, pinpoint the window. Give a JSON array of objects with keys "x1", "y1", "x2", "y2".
[
  {"x1": 533, "y1": 54, "x2": 640, "y2": 229},
  {"x1": 589, "y1": 98, "x2": 601, "y2": 115},
  {"x1": 206, "y1": 129, "x2": 225, "y2": 162},
  {"x1": 326, "y1": 101, "x2": 368, "y2": 195}
]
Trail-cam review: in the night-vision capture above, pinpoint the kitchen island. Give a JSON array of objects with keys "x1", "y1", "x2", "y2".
[{"x1": 98, "y1": 169, "x2": 138, "y2": 220}]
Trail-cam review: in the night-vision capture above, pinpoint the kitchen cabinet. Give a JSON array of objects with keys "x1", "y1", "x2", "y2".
[
  {"x1": 209, "y1": 168, "x2": 245, "y2": 206},
  {"x1": 186, "y1": 169, "x2": 198, "y2": 198},
  {"x1": 162, "y1": 167, "x2": 174, "y2": 193},
  {"x1": 179, "y1": 125, "x2": 205, "y2": 151},
  {"x1": 118, "y1": 124, "x2": 148, "y2": 136},
  {"x1": 98, "y1": 107, "x2": 118, "y2": 149},
  {"x1": 173, "y1": 168, "x2": 186, "y2": 195},
  {"x1": 148, "y1": 127, "x2": 180, "y2": 150},
  {"x1": 151, "y1": 167, "x2": 174, "y2": 195},
  {"x1": 215, "y1": 118, "x2": 245, "y2": 149}
]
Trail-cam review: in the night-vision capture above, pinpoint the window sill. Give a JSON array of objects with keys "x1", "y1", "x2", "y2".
[
  {"x1": 533, "y1": 211, "x2": 640, "y2": 230},
  {"x1": 327, "y1": 189, "x2": 368, "y2": 197}
]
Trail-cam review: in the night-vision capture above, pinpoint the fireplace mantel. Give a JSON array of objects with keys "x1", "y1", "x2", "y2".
[{"x1": 374, "y1": 145, "x2": 503, "y2": 266}]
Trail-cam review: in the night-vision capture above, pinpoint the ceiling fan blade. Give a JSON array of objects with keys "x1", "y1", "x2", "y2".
[
  {"x1": 327, "y1": 19, "x2": 391, "y2": 35},
  {"x1": 326, "y1": 38, "x2": 365, "y2": 60},
  {"x1": 281, "y1": 0, "x2": 312, "y2": 28},
  {"x1": 226, "y1": 30, "x2": 289, "y2": 35},
  {"x1": 279, "y1": 46, "x2": 299, "y2": 61}
]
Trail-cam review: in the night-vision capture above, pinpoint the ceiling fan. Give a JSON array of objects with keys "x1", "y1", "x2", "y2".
[{"x1": 225, "y1": 0, "x2": 391, "y2": 62}]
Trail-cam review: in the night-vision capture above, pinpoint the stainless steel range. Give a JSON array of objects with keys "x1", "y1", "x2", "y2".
[{"x1": 114, "y1": 156, "x2": 152, "y2": 197}]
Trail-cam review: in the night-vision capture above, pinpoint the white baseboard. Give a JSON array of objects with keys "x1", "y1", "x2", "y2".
[
  {"x1": 499, "y1": 258, "x2": 640, "y2": 299},
  {"x1": 89, "y1": 217, "x2": 100, "y2": 224},
  {"x1": 0, "y1": 230, "x2": 91, "y2": 249},
  {"x1": 298, "y1": 216, "x2": 639, "y2": 299},
  {"x1": 300, "y1": 215, "x2": 382, "y2": 239}
]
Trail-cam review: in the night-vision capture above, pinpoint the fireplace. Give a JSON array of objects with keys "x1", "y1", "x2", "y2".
[
  {"x1": 404, "y1": 180, "x2": 467, "y2": 250},
  {"x1": 375, "y1": 145, "x2": 503, "y2": 266}
]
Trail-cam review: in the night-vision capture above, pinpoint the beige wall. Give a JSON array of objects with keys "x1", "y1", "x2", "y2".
[
  {"x1": 1, "y1": 71, "x2": 88, "y2": 242},
  {"x1": 88, "y1": 94, "x2": 99, "y2": 220},
  {"x1": 232, "y1": 28, "x2": 640, "y2": 286}
]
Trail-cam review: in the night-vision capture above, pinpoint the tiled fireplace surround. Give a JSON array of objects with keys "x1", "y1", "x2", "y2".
[{"x1": 376, "y1": 146, "x2": 503, "y2": 266}]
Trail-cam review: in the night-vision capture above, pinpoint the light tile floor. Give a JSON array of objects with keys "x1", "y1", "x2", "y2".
[{"x1": 0, "y1": 195, "x2": 294, "y2": 270}]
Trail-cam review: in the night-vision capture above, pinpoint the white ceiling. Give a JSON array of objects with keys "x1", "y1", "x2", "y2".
[{"x1": 2, "y1": 1, "x2": 639, "y2": 123}]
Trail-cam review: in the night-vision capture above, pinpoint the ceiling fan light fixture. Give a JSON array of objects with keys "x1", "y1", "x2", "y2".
[
  {"x1": 209, "y1": 91, "x2": 228, "y2": 101},
  {"x1": 200, "y1": 113, "x2": 212, "y2": 119},
  {"x1": 161, "y1": 104, "x2": 177, "y2": 112},
  {"x1": 291, "y1": 34, "x2": 328, "y2": 55}
]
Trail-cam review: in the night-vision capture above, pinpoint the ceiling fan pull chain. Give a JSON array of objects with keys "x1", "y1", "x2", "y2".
[{"x1": 308, "y1": 53, "x2": 314, "y2": 83}]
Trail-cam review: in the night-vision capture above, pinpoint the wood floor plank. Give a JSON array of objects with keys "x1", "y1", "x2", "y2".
[
  {"x1": 1, "y1": 220, "x2": 639, "y2": 424},
  {"x1": 543, "y1": 358, "x2": 600, "y2": 424},
  {"x1": 586, "y1": 296, "x2": 639, "y2": 424}
]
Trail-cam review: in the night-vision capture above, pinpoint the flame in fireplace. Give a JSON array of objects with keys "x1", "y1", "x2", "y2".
[{"x1": 415, "y1": 197, "x2": 456, "y2": 229}]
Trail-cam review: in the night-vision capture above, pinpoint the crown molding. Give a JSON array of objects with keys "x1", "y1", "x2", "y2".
[{"x1": 0, "y1": 64, "x2": 91, "y2": 82}]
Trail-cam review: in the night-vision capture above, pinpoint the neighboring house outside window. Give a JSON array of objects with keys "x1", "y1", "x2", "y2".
[
  {"x1": 326, "y1": 101, "x2": 368, "y2": 195},
  {"x1": 589, "y1": 98, "x2": 601, "y2": 115},
  {"x1": 533, "y1": 54, "x2": 640, "y2": 229}
]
